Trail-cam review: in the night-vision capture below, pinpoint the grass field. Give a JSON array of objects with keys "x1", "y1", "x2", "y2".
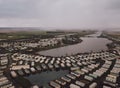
[
  {"x1": 106, "y1": 31, "x2": 120, "y2": 39},
  {"x1": 0, "y1": 30, "x2": 96, "y2": 40}
]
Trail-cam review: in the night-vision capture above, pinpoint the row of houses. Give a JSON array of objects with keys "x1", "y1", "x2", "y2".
[
  {"x1": 0, "y1": 54, "x2": 15, "y2": 88},
  {"x1": 0, "y1": 38, "x2": 63, "y2": 53},
  {"x1": 9, "y1": 51, "x2": 120, "y2": 88}
]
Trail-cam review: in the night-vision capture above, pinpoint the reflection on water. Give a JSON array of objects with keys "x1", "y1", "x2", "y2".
[
  {"x1": 25, "y1": 70, "x2": 69, "y2": 88},
  {"x1": 86, "y1": 31, "x2": 102, "y2": 37},
  {"x1": 24, "y1": 32, "x2": 112, "y2": 88},
  {"x1": 39, "y1": 35, "x2": 112, "y2": 57}
]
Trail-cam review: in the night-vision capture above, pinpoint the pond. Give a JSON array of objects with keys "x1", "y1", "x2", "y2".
[
  {"x1": 24, "y1": 32, "x2": 112, "y2": 88},
  {"x1": 24, "y1": 70, "x2": 69, "y2": 88},
  {"x1": 38, "y1": 32, "x2": 112, "y2": 57}
]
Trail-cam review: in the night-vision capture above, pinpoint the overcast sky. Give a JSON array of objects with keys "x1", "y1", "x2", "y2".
[{"x1": 0, "y1": 0, "x2": 120, "y2": 30}]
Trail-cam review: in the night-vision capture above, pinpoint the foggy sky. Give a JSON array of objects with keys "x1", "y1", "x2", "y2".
[{"x1": 0, "y1": 0, "x2": 120, "y2": 30}]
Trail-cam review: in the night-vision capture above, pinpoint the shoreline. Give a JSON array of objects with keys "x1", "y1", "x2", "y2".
[
  {"x1": 36, "y1": 39, "x2": 83, "y2": 54},
  {"x1": 8, "y1": 50, "x2": 119, "y2": 88}
]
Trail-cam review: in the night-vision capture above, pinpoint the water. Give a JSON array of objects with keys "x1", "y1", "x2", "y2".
[
  {"x1": 86, "y1": 31, "x2": 102, "y2": 37},
  {"x1": 25, "y1": 70, "x2": 69, "y2": 88},
  {"x1": 38, "y1": 32, "x2": 112, "y2": 57},
  {"x1": 25, "y1": 32, "x2": 112, "y2": 87}
]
